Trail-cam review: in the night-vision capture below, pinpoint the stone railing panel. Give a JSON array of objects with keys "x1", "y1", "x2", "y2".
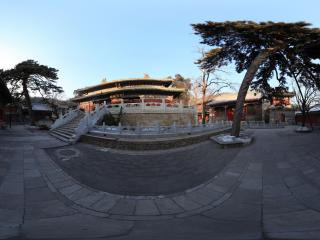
[
  {"x1": 50, "y1": 108, "x2": 79, "y2": 130},
  {"x1": 73, "y1": 104, "x2": 109, "y2": 143}
]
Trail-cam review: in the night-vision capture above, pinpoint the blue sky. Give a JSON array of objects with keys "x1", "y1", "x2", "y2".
[{"x1": 1, "y1": 0, "x2": 319, "y2": 98}]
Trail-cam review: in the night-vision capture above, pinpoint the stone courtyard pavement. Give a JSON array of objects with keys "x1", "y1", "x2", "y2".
[{"x1": 1, "y1": 125, "x2": 320, "y2": 239}]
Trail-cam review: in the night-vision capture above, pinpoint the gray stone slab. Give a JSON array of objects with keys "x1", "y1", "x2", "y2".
[
  {"x1": 46, "y1": 171, "x2": 69, "y2": 183},
  {"x1": 91, "y1": 195, "x2": 119, "y2": 212},
  {"x1": 266, "y1": 230, "x2": 320, "y2": 240},
  {"x1": 213, "y1": 175, "x2": 239, "y2": 190},
  {"x1": 263, "y1": 195, "x2": 306, "y2": 216},
  {"x1": 0, "y1": 225, "x2": 20, "y2": 239},
  {"x1": 263, "y1": 174, "x2": 283, "y2": 185},
  {"x1": 263, "y1": 183, "x2": 291, "y2": 198},
  {"x1": 25, "y1": 199, "x2": 77, "y2": 220},
  {"x1": 109, "y1": 198, "x2": 136, "y2": 215},
  {"x1": 68, "y1": 188, "x2": 92, "y2": 201},
  {"x1": 25, "y1": 176, "x2": 47, "y2": 189},
  {"x1": 75, "y1": 192, "x2": 104, "y2": 207},
  {"x1": 52, "y1": 179, "x2": 75, "y2": 189},
  {"x1": 264, "y1": 209, "x2": 320, "y2": 233},
  {"x1": 239, "y1": 178, "x2": 262, "y2": 190},
  {"x1": 297, "y1": 194, "x2": 320, "y2": 211},
  {"x1": 290, "y1": 184, "x2": 320, "y2": 198},
  {"x1": 172, "y1": 195, "x2": 201, "y2": 211},
  {"x1": 186, "y1": 189, "x2": 214, "y2": 206},
  {"x1": 196, "y1": 187, "x2": 224, "y2": 202},
  {"x1": 24, "y1": 169, "x2": 41, "y2": 178},
  {"x1": 203, "y1": 200, "x2": 261, "y2": 222},
  {"x1": 248, "y1": 162, "x2": 262, "y2": 171},
  {"x1": 276, "y1": 161, "x2": 292, "y2": 169},
  {"x1": 229, "y1": 188, "x2": 262, "y2": 205},
  {"x1": 310, "y1": 176, "x2": 320, "y2": 186},
  {"x1": 134, "y1": 199, "x2": 159, "y2": 216},
  {"x1": 0, "y1": 193, "x2": 24, "y2": 210},
  {"x1": 224, "y1": 170, "x2": 241, "y2": 177},
  {"x1": 284, "y1": 175, "x2": 305, "y2": 187},
  {"x1": 21, "y1": 213, "x2": 133, "y2": 239},
  {"x1": 59, "y1": 184, "x2": 82, "y2": 196},
  {"x1": 0, "y1": 209, "x2": 23, "y2": 225},
  {"x1": 0, "y1": 181, "x2": 23, "y2": 195},
  {"x1": 155, "y1": 198, "x2": 183, "y2": 215},
  {"x1": 210, "y1": 192, "x2": 232, "y2": 207},
  {"x1": 2, "y1": 173, "x2": 23, "y2": 183},
  {"x1": 70, "y1": 204, "x2": 109, "y2": 217},
  {"x1": 205, "y1": 182, "x2": 229, "y2": 194},
  {"x1": 302, "y1": 167, "x2": 316, "y2": 175},
  {"x1": 176, "y1": 205, "x2": 213, "y2": 218},
  {"x1": 25, "y1": 187, "x2": 56, "y2": 203}
]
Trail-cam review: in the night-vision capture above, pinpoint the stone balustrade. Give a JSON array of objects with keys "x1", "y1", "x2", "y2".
[
  {"x1": 106, "y1": 102, "x2": 196, "y2": 114},
  {"x1": 91, "y1": 120, "x2": 233, "y2": 137}
]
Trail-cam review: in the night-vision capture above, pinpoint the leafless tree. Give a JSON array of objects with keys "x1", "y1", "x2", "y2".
[
  {"x1": 293, "y1": 81, "x2": 320, "y2": 130},
  {"x1": 194, "y1": 49, "x2": 234, "y2": 124},
  {"x1": 40, "y1": 91, "x2": 66, "y2": 119}
]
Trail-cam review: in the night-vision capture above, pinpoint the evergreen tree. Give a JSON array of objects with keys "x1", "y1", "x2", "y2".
[
  {"x1": 8, "y1": 60, "x2": 63, "y2": 124},
  {"x1": 192, "y1": 21, "x2": 320, "y2": 136}
]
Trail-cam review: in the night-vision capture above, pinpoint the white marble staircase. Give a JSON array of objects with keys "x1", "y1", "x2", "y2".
[{"x1": 50, "y1": 111, "x2": 85, "y2": 143}]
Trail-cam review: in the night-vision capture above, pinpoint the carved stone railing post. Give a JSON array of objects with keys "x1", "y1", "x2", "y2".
[
  {"x1": 172, "y1": 121, "x2": 176, "y2": 133},
  {"x1": 156, "y1": 123, "x2": 160, "y2": 134},
  {"x1": 136, "y1": 123, "x2": 141, "y2": 135},
  {"x1": 188, "y1": 121, "x2": 192, "y2": 134},
  {"x1": 72, "y1": 105, "x2": 109, "y2": 143},
  {"x1": 118, "y1": 122, "x2": 122, "y2": 134},
  {"x1": 51, "y1": 108, "x2": 79, "y2": 130}
]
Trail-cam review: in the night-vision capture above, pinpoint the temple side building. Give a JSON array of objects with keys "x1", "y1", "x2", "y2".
[
  {"x1": 72, "y1": 76, "x2": 196, "y2": 126},
  {"x1": 205, "y1": 91, "x2": 295, "y2": 123}
]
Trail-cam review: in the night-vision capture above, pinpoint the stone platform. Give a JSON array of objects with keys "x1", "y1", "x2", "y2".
[{"x1": 80, "y1": 127, "x2": 231, "y2": 150}]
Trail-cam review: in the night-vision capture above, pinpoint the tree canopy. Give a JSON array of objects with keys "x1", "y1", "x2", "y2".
[
  {"x1": 192, "y1": 21, "x2": 320, "y2": 136},
  {"x1": 192, "y1": 21, "x2": 320, "y2": 91},
  {"x1": 6, "y1": 60, "x2": 63, "y2": 124}
]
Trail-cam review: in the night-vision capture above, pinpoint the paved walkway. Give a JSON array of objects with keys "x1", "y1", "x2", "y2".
[
  {"x1": 0, "y1": 125, "x2": 320, "y2": 239},
  {"x1": 45, "y1": 141, "x2": 241, "y2": 195}
]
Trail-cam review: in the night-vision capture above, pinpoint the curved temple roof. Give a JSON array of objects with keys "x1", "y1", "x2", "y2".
[
  {"x1": 74, "y1": 78, "x2": 174, "y2": 95},
  {"x1": 72, "y1": 85, "x2": 185, "y2": 102}
]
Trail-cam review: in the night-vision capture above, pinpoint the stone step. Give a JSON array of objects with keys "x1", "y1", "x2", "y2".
[
  {"x1": 50, "y1": 132, "x2": 71, "y2": 143},
  {"x1": 51, "y1": 129, "x2": 74, "y2": 139},
  {"x1": 53, "y1": 128, "x2": 74, "y2": 135},
  {"x1": 68, "y1": 118, "x2": 83, "y2": 123},
  {"x1": 56, "y1": 127, "x2": 75, "y2": 133},
  {"x1": 67, "y1": 121, "x2": 82, "y2": 125},
  {"x1": 64, "y1": 122, "x2": 81, "y2": 127},
  {"x1": 50, "y1": 112, "x2": 86, "y2": 142},
  {"x1": 61, "y1": 124, "x2": 79, "y2": 129}
]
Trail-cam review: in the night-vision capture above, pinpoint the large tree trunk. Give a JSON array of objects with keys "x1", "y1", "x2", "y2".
[
  {"x1": 301, "y1": 109, "x2": 306, "y2": 127},
  {"x1": 306, "y1": 110, "x2": 313, "y2": 130},
  {"x1": 201, "y1": 90, "x2": 206, "y2": 125},
  {"x1": 22, "y1": 79, "x2": 34, "y2": 125},
  {"x1": 231, "y1": 48, "x2": 278, "y2": 137}
]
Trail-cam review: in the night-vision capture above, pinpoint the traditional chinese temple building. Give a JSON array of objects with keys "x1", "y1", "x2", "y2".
[
  {"x1": 205, "y1": 91, "x2": 295, "y2": 123},
  {"x1": 72, "y1": 76, "x2": 196, "y2": 126}
]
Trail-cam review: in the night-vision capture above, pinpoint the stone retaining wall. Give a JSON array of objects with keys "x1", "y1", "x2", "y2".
[
  {"x1": 119, "y1": 112, "x2": 196, "y2": 126},
  {"x1": 80, "y1": 128, "x2": 231, "y2": 150}
]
